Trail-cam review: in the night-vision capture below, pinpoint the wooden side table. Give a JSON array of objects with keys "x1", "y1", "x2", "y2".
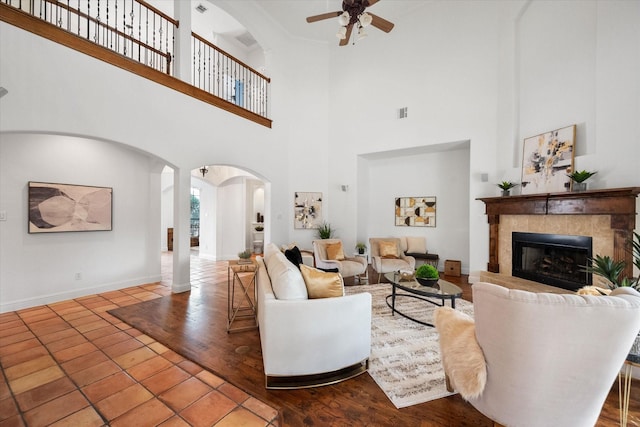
[
  {"x1": 227, "y1": 260, "x2": 258, "y2": 333},
  {"x1": 619, "y1": 356, "x2": 639, "y2": 427}
]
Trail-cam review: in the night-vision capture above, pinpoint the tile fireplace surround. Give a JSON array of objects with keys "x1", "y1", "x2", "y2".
[{"x1": 477, "y1": 187, "x2": 640, "y2": 283}]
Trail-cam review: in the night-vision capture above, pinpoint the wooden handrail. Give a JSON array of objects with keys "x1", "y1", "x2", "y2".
[
  {"x1": 41, "y1": 0, "x2": 172, "y2": 66},
  {"x1": 0, "y1": 3, "x2": 272, "y2": 128},
  {"x1": 192, "y1": 32, "x2": 271, "y2": 83},
  {"x1": 136, "y1": 0, "x2": 179, "y2": 27}
]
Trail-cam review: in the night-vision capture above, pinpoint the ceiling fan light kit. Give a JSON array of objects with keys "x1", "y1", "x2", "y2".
[{"x1": 306, "y1": 0, "x2": 394, "y2": 46}]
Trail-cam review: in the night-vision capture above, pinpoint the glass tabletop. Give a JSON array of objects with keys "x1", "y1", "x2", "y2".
[{"x1": 384, "y1": 271, "x2": 462, "y2": 299}]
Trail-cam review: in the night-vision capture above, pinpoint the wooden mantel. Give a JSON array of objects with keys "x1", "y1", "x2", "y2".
[{"x1": 477, "y1": 187, "x2": 640, "y2": 278}]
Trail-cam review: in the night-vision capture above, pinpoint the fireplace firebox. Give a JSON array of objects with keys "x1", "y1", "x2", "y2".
[{"x1": 512, "y1": 232, "x2": 592, "y2": 291}]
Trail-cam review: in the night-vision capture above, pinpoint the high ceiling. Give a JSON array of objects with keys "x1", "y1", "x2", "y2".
[
  {"x1": 194, "y1": 0, "x2": 429, "y2": 50},
  {"x1": 255, "y1": 0, "x2": 427, "y2": 42}
]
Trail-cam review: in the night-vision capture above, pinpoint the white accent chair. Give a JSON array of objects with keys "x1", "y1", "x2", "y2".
[
  {"x1": 369, "y1": 237, "x2": 416, "y2": 282},
  {"x1": 435, "y1": 282, "x2": 640, "y2": 427},
  {"x1": 312, "y1": 239, "x2": 367, "y2": 283}
]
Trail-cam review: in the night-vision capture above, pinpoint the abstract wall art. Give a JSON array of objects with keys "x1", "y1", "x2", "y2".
[
  {"x1": 294, "y1": 192, "x2": 323, "y2": 229},
  {"x1": 395, "y1": 197, "x2": 436, "y2": 227},
  {"x1": 28, "y1": 182, "x2": 113, "y2": 233},
  {"x1": 521, "y1": 125, "x2": 576, "y2": 195}
]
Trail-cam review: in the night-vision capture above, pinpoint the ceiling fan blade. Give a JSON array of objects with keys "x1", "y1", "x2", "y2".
[
  {"x1": 339, "y1": 24, "x2": 354, "y2": 46},
  {"x1": 365, "y1": 0, "x2": 380, "y2": 6},
  {"x1": 306, "y1": 11, "x2": 341, "y2": 23},
  {"x1": 369, "y1": 13, "x2": 394, "y2": 33}
]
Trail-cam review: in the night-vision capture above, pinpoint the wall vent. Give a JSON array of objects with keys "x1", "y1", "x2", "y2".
[
  {"x1": 195, "y1": 4, "x2": 207, "y2": 13},
  {"x1": 398, "y1": 107, "x2": 408, "y2": 119},
  {"x1": 236, "y1": 31, "x2": 257, "y2": 47}
]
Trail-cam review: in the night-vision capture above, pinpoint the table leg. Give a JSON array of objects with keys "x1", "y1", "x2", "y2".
[{"x1": 619, "y1": 362, "x2": 633, "y2": 427}]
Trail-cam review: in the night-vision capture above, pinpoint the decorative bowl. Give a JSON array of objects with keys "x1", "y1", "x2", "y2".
[
  {"x1": 416, "y1": 277, "x2": 439, "y2": 287},
  {"x1": 399, "y1": 271, "x2": 414, "y2": 281}
]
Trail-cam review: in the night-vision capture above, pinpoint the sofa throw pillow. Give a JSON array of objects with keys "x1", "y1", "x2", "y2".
[
  {"x1": 406, "y1": 236, "x2": 427, "y2": 254},
  {"x1": 433, "y1": 307, "x2": 487, "y2": 400},
  {"x1": 284, "y1": 246, "x2": 303, "y2": 270},
  {"x1": 326, "y1": 242, "x2": 345, "y2": 261},
  {"x1": 266, "y1": 251, "x2": 308, "y2": 300},
  {"x1": 300, "y1": 264, "x2": 344, "y2": 299},
  {"x1": 379, "y1": 241, "x2": 399, "y2": 259}
]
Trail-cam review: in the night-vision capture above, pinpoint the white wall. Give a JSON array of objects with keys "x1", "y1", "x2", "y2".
[
  {"x1": 0, "y1": 134, "x2": 162, "y2": 312},
  {"x1": 363, "y1": 145, "x2": 470, "y2": 272},
  {"x1": 216, "y1": 177, "x2": 247, "y2": 260},
  {"x1": 1, "y1": 0, "x2": 638, "y2": 311}
]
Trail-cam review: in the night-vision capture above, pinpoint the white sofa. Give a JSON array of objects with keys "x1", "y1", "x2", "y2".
[{"x1": 256, "y1": 243, "x2": 372, "y2": 389}]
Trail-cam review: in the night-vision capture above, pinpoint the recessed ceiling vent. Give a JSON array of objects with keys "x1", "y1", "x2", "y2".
[
  {"x1": 236, "y1": 31, "x2": 257, "y2": 47},
  {"x1": 195, "y1": 4, "x2": 207, "y2": 13}
]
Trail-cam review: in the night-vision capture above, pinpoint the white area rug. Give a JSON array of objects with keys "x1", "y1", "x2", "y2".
[{"x1": 345, "y1": 283, "x2": 474, "y2": 408}]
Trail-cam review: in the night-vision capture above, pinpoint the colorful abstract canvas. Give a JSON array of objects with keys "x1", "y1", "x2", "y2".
[
  {"x1": 395, "y1": 197, "x2": 436, "y2": 227},
  {"x1": 521, "y1": 125, "x2": 576, "y2": 195}
]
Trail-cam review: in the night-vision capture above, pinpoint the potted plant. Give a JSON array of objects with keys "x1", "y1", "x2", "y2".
[
  {"x1": 355, "y1": 242, "x2": 367, "y2": 255},
  {"x1": 497, "y1": 181, "x2": 518, "y2": 197},
  {"x1": 583, "y1": 232, "x2": 640, "y2": 358},
  {"x1": 238, "y1": 249, "x2": 252, "y2": 264},
  {"x1": 315, "y1": 222, "x2": 334, "y2": 239},
  {"x1": 415, "y1": 263, "x2": 439, "y2": 287},
  {"x1": 566, "y1": 170, "x2": 597, "y2": 192}
]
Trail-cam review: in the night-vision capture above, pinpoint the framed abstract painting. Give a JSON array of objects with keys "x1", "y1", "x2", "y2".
[
  {"x1": 294, "y1": 192, "x2": 323, "y2": 229},
  {"x1": 28, "y1": 182, "x2": 113, "y2": 233},
  {"x1": 395, "y1": 197, "x2": 436, "y2": 227},
  {"x1": 521, "y1": 125, "x2": 576, "y2": 195}
]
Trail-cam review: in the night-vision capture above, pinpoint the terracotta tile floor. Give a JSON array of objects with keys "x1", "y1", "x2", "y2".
[{"x1": 0, "y1": 252, "x2": 279, "y2": 427}]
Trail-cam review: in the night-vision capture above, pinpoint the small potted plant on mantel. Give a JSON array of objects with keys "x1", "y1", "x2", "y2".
[
  {"x1": 567, "y1": 169, "x2": 597, "y2": 192},
  {"x1": 497, "y1": 181, "x2": 519, "y2": 197}
]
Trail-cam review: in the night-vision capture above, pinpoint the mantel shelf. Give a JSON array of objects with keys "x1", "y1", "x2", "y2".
[{"x1": 477, "y1": 187, "x2": 640, "y2": 278}]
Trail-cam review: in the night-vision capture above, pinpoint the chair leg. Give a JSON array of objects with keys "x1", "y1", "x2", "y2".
[{"x1": 445, "y1": 373, "x2": 453, "y2": 392}]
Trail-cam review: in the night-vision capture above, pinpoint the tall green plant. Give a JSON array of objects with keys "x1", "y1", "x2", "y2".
[
  {"x1": 315, "y1": 222, "x2": 334, "y2": 239},
  {"x1": 583, "y1": 255, "x2": 626, "y2": 289},
  {"x1": 584, "y1": 232, "x2": 640, "y2": 290}
]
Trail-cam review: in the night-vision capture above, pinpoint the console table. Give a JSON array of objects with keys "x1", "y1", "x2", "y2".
[{"x1": 227, "y1": 260, "x2": 258, "y2": 333}]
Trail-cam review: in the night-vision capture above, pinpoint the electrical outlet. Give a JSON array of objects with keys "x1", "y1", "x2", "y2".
[{"x1": 75, "y1": 273, "x2": 82, "y2": 280}]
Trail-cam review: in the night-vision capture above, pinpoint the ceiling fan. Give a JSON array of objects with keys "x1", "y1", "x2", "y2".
[{"x1": 306, "y1": 0, "x2": 394, "y2": 46}]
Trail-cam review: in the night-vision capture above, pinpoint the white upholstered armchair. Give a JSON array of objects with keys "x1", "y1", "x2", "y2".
[
  {"x1": 434, "y1": 282, "x2": 640, "y2": 427},
  {"x1": 369, "y1": 237, "x2": 416, "y2": 282},
  {"x1": 312, "y1": 239, "x2": 367, "y2": 283}
]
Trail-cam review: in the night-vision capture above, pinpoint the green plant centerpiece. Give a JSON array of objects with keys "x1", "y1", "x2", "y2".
[
  {"x1": 567, "y1": 170, "x2": 597, "y2": 192},
  {"x1": 238, "y1": 249, "x2": 252, "y2": 264},
  {"x1": 415, "y1": 263, "x2": 439, "y2": 287},
  {"x1": 497, "y1": 181, "x2": 518, "y2": 196},
  {"x1": 355, "y1": 242, "x2": 366, "y2": 254},
  {"x1": 315, "y1": 222, "x2": 334, "y2": 239}
]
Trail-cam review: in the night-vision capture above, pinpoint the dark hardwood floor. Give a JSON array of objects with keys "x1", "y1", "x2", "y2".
[{"x1": 110, "y1": 257, "x2": 639, "y2": 427}]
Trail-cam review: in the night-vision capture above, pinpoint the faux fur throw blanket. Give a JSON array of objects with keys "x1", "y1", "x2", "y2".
[{"x1": 434, "y1": 307, "x2": 487, "y2": 400}]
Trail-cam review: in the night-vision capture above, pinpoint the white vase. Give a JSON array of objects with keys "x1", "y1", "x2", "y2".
[{"x1": 573, "y1": 182, "x2": 588, "y2": 192}]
